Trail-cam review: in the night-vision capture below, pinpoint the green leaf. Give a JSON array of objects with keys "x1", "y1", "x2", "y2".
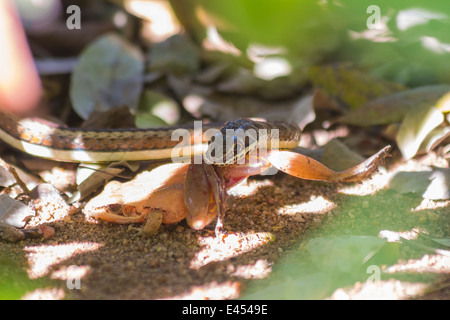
[
  {"x1": 70, "y1": 33, "x2": 144, "y2": 119},
  {"x1": 0, "y1": 257, "x2": 53, "y2": 299},
  {"x1": 137, "y1": 90, "x2": 179, "y2": 127},
  {"x1": 389, "y1": 169, "x2": 450, "y2": 200},
  {"x1": 242, "y1": 272, "x2": 333, "y2": 300},
  {"x1": 308, "y1": 64, "x2": 405, "y2": 110},
  {"x1": 338, "y1": 85, "x2": 450, "y2": 127},
  {"x1": 135, "y1": 113, "x2": 167, "y2": 128},
  {"x1": 147, "y1": 34, "x2": 199, "y2": 76},
  {"x1": 396, "y1": 105, "x2": 444, "y2": 160},
  {"x1": 242, "y1": 235, "x2": 394, "y2": 300},
  {"x1": 320, "y1": 139, "x2": 364, "y2": 172},
  {"x1": 306, "y1": 236, "x2": 386, "y2": 274}
]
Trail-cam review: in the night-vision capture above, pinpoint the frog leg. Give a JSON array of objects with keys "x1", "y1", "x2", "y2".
[
  {"x1": 266, "y1": 145, "x2": 391, "y2": 182},
  {"x1": 184, "y1": 160, "x2": 271, "y2": 233},
  {"x1": 184, "y1": 163, "x2": 216, "y2": 231}
]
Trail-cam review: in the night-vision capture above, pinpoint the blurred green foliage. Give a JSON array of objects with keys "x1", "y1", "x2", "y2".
[
  {"x1": 0, "y1": 256, "x2": 53, "y2": 299},
  {"x1": 195, "y1": 0, "x2": 450, "y2": 85}
]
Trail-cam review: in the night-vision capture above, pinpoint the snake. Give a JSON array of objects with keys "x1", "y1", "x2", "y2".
[{"x1": 0, "y1": 111, "x2": 301, "y2": 163}]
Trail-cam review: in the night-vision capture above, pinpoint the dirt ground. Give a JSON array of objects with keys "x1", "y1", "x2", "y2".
[{"x1": 1, "y1": 142, "x2": 449, "y2": 300}]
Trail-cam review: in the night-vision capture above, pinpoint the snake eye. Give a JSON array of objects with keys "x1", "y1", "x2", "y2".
[{"x1": 105, "y1": 203, "x2": 122, "y2": 214}]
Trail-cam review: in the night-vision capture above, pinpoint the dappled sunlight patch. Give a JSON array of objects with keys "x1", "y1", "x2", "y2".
[
  {"x1": 384, "y1": 254, "x2": 450, "y2": 275},
  {"x1": 378, "y1": 228, "x2": 420, "y2": 242},
  {"x1": 337, "y1": 170, "x2": 391, "y2": 196},
  {"x1": 51, "y1": 264, "x2": 91, "y2": 282},
  {"x1": 227, "y1": 178, "x2": 274, "y2": 197},
  {"x1": 189, "y1": 232, "x2": 273, "y2": 270},
  {"x1": 168, "y1": 281, "x2": 241, "y2": 300},
  {"x1": 329, "y1": 279, "x2": 428, "y2": 300},
  {"x1": 202, "y1": 25, "x2": 241, "y2": 56},
  {"x1": 125, "y1": 0, "x2": 180, "y2": 41},
  {"x1": 25, "y1": 242, "x2": 102, "y2": 279},
  {"x1": 253, "y1": 56, "x2": 292, "y2": 81},
  {"x1": 277, "y1": 195, "x2": 335, "y2": 216},
  {"x1": 21, "y1": 287, "x2": 65, "y2": 300},
  {"x1": 229, "y1": 259, "x2": 272, "y2": 280},
  {"x1": 410, "y1": 198, "x2": 450, "y2": 212}
]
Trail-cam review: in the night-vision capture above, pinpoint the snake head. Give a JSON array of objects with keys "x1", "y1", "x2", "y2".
[{"x1": 204, "y1": 119, "x2": 260, "y2": 166}]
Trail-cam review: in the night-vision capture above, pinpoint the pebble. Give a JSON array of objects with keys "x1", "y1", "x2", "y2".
[
  {"x1": 142, "y1": 211, "x2": 163, "y2": 237},
  {"x1": 39, "y1": 225, "x2": 55, "y2": 239},
  {"x1": 1, "y1": 226, "x2": 25, "y2": 242}
]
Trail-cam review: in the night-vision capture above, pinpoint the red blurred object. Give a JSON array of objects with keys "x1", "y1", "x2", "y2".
[{"x1": 0, "y1": 0, "x2": 42, "y2": 115}]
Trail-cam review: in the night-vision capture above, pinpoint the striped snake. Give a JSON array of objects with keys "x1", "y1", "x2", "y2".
[{"x1": 0, "y1": 111, "x2": 301, "y2": 163}]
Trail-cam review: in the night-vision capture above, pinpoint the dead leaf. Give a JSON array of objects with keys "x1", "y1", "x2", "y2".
[
  {"x1": 389, "y1": 168, "x2": 450, "y2": 200},
  {"x1": 0, "y1": 164, "x2": 39, "y2": 193},
  {"x1": 136, "y1": 90, "x2": 179, "y2": 127},
  {"x1": 70, "y1": 33, "x2": 144, "y2": 119},
  {"x1": 0, "y1": 194, "x2": 34, "y2": 228},
  {"x1": 418, "y1": 125, "x2": 450, "y2": 155},
  {"x1": 179, "y1": 87, "x2": 315, "y2": 130},
  {"x1": 147, "y1": 34, "x2": 199, "y2": 76},
  {"x1": 436, "y1": 92, "x2": 450, "y2": 113},
  {"x1": 396, "y1": 105, "x2": 444, "y2": 160},
  {"x1": 312, "y1": 88, "x2": 347, "y2": 113},
  {"x1": 73, "y1": 161, "x2": 139, "y2": 202},
  {"x1": 81, "y1": 105, "x2": 136, "y2": 129},
  {"x1": 215, "y1": 68, "x2": 266, "y2": 94},
  {"x1": 443, "y1": 144, "x2": 450, "y2": 159},
  {"x1": 321, "y1": 139, "x2": 364, "y2": 172},
  {"x1": 338, "y1": 85, "x2": 450, "y2": 127},
  {"x1": 194, "y1": 61, "x2": 232, "y2": 84},
  {"x1": 309, "y1": 64, "x2": 406, "y2": 110}
]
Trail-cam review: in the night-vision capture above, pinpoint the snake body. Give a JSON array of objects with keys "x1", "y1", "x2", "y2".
[{"x1": 0, "y1": 111, "x2": 301, "y2": 163}]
